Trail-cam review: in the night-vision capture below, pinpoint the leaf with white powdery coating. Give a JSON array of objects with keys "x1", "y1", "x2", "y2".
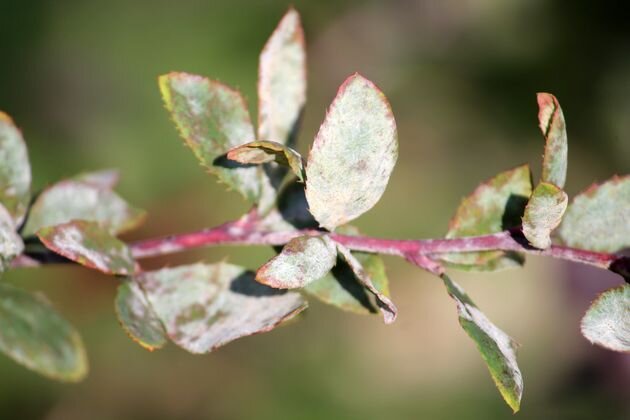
[
  {"x1": 537, "y1": 93, "x2": 568, "y2": 188},
  {"x1": 258, "y1": 7, "x2": 306, "y2": 146},
  {"x1": 227, "y1": 141, "x2": 305, "y2": 182},
  {"x1": 0, "y1": 204, "x2": 24, "y2": 272},
  {"x1": 22, "y1": 180, "x2": 145, "y2": 237},
  {"x1": 37, "y1": 220, "x2": 136, "y2": 276},
  {"x1": 336, "y1": 243, "x2": 397, "y2": 324},
  {"x1": 72, "y1": 169, "x2": 120, "y2": 189},
  {"x1": 0, "y1": 283, "x2": 88, "y2": 382},
  {"x1": 135, "y1": 263, "x2": 307, "y2": 353},
  {"x1": 522, "y1": 182, "x2": 568, "y2": 249},
  {"x1": 115, "y1": 281, "x2": 167, "y2": 351},
  {"x1": 305, "y1": 74, "x2": 398, "y2": 230},
  {"x1": 159, "y1": 72, "x2": 263, "y2": 203},
  {"x1": 441, "y1": 274, "x2": 523, "y2": 412},
  {"x1": 440, "y1": 165, "x2": 532, "y2": 271},
  {"x1": 257, "y1": 235, "x2": 337, "y2": 289},
  {"x1": 0, "y1": 112, "x2": 31, "y2": 224},
  {"x1": 558, "y1": 176, "x2": 630, "y2": 253},
  {"x1": 581, "y1": 284, "x2": 629, "y2": 353}
]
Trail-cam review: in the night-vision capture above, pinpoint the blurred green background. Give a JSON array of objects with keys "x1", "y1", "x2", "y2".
[{"x1": 1, "y1": 0, "x2": 629, "y2": 419}]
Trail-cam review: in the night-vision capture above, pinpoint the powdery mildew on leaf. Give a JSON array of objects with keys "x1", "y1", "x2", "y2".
[
  {"x1": 0, "y1": 112, "x2": 31, "y2": 224},
  {"x1": 440, "y1": 165, "x2": 532, "y2": 271},
  {"x1": 72, "y1": 169, "x2": 120, "y2": 190},
  {"x1": 159, "y1": 72, "x2": 263, "y2": 203},
  {"x1": 537, "y1": 93, "x2": 568, "y2": 188},
  {"x1": 258, "y1": 7, "x2": 306, "y2": 146},
  {"x1": 336, "y1": 243, "x2": 397, "y2": 324},
  {"x1": 0, "y1": 283, "x2": 88, "y2": 382},
  {"x1": 581, "y1": 284, "x2": 629, "y2": 353},
  {"x1": 227, "y1": 140, "x2": 305, "y2": 182},
  {"x1": 305, "y1": 74, "x2": 398, "y2": 230},
  {"x1": 22, "y1": 180, "x2": 145, "y2": 237},
  {"x1": 522, "y1": 182, "x2": 568, "y2": 249},
  {"x1": 37, "y1": 220, "x2": 136, "y2": 276},
  {"x1": 135, "y1": 263, "x2": 307, "y2": 353},
  {"x1": 115, "y1": 281, "x2": 167, "y2": 351},
  {"x1": 558, "y1": 176, "x2": 630, "y2": 252},
  {"x1": 441, "y1": 274, "x2": 523, "y2": 412},
  {"x1": 256, "y1": 234, "x2": 337, "y2": 289},
  {"x1": 0, "y1": 204, "x2": 24, "y2": 271}
]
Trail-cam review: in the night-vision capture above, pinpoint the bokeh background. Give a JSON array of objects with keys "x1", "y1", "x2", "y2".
[{"x1": 1, "y1": 0, "x2": 629, "y2": 419}]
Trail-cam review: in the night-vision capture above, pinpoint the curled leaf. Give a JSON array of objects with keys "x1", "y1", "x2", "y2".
[
  {"x1": 558, "y1": 176, "x2": 630, "y2": 253},
  {"x1": 135, "y1": 263, "x2": 307, "y2": 353},
  {"x1": 115, "y1": 280, "x2": 167, "y2": 351},
  {"x1": 227, "y1": 141, "x2": 305, "y2": 182},
  {"x1": 0, "y1": 283, "x2": 88, "y2": 382},
  {"x1": 37, "y1": 220, "x2": 136, "y2": 276},
  {"x1": 22, "y1": 180, "x2": 145, "y2": 237},
  {"x1": 305, "y1": 74, "x2": 398, "y2": 230},
  {"x1": 257, "y1": 235, "x2": 337, "y2": 289},
  {"x1": 537, "y1": 93, "x2": 568, "y2": 188},
  {"x1": 0, "y1": 112, "x2": 31, "y2": 224},
  {"x1": 580, "y1": 284, "x2": 629, "y2": 353},
  {"x1": 522, "y1": 182, "x2": 568, "y2": 249},
  {"x1": 442, "y1": 274, "x2": 523, "y2": 412},
  {"x1": 258, "y1": 7, "x2": 306, "y2": 146}
]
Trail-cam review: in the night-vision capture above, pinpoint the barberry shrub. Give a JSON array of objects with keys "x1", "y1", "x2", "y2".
[{"x1": 0, "y1": 8, "x2": 628, "y2": 413}]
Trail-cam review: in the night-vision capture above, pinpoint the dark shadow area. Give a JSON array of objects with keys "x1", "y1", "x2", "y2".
[
  {"x1": 501, "y1": 193, "x2": 529, "y2": 231},
  {"x1": 212, "y1": 154, "x2": 257, "y2": 169},
  {"x1": 229, "y1": 271, "x2": 286, "y2": 297},
  {"x1": 277, "y1": 180, "x2": 319, "y2": 230}
]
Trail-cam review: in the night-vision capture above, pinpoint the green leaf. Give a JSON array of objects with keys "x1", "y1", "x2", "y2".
[
  {"x1": 37, "y1": 220, "x2": 136, "y2": 275},
  {"x1": 135, "y1": 263, "x2": 307, "y2": 353},
  {"x1": 72, "y1": 168, "x2": 120, "y2": 189},
  {"x1": 159, "y1": 72, "x2": 263, "y2": 202},
  {"x1": 439, "y1": 165, "x2": 532, "y2": 271},
  {"x1": 0, "y1": 204, "x2": 24, "y2": 272},
  {"x1": 336, "y1": 243, "x2": 397, "y2": 324},
  {"x1": 115, "y1": 280, "x2": 167, "y2": 351},
  {"x1": 0, "y1": 112, "x2": 31, "y2": 224},
  {"x1": 558, "y1": 176, "x2": 630, "y2": 252},
  {"x1": 305, "y1": 73, "x2": 398, "y2": 230},
  {"x1": 522, "y1": 182, "x2": 568, "y2": 249},
  {"x1": 537, "y1": 93, "x2": 568, "y2": 188},
  {"x1": 258, "y1": 7, "x2": 306, "y2": 146},
  {"x1": 580, "y1": 284, "x2": 629, "y2": 353},
  {"x1": 256, "y1": 235, "x2": 337, "y2": 289},
  {"x1": 22, "y1": 180, "x2": 145, "y2": 237},
  {"x1": 227, "y1": 141, "x2": 305, "y2": 182},
  {"x1": 0, "y1": 283, "x2": 88, "y2": 382},
  {"x1": 304, "y1": 251, "x2": 390, "y2": 316},
  {"x1": 441, "y1": 274, "x2": 523, "y2": 412}
]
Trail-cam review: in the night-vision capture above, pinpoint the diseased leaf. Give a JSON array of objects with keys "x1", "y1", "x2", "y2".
[
  {"x1": 0, "y1": 283, "x2": 88, "y2": 382},
  {"x1": 304, "y1": 251, "x2": 390, "y2": 315},
  {"x1": 581, "y1": 284, "x2": 629, "y2": 353},
  {"x1": 440, "y1": 165, "x2": 532, "y2": 271},
  {"x1": 37, "y1": 220, "x2": 136, "y2": 276},
  {"x1": 72, "y1": 169, "x2": 120, "y2": 189},
  {"x1": 537, "y1": 93, "x2": 568, "y2": 188},
  {"x1": 257, "y1": 235, "x2": 337, "y2": 289},
  {"x1": 336, "y1": 243, "x2": 397, "y2": 324},
  {"x1": 227, "y1": 141, "x2": 305, "y2": 182},
  {"x1": 305, "y1": 74, "x2": 398, "y2": 230},
  {"x1": 22, "y1": 180, "x2": 145, "y2": 237},
  {"x1": 0, "y1": 204, "x2": 24, "y2": 271},
  {"x1": 0, "y1": 112, "x2": 31, "y2": 224},
  {"x1": 135, "y1": 263, "x2": 307, "y2": 353},
  {"x1": 115, "y1": 281, "x2": 167, "y2": 351},
  {"x1": 258, "y1": 7, "x2": 306, "y2": 146},
  {"x1": 441, "y1": 274, "x2": 523, "y2": 412},
  {"x1": 522, "y1": 182, "x2": 568, "y2": 249},
  {"x1": 558, "y1": 176, "x2": 630, "y2": 252},
  {"x1": 159, "y1": 72, "x2": 263, "y2": 202}
]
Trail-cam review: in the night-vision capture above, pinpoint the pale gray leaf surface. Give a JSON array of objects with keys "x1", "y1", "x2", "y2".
[
  {"x1": 0, "y1": 112, "x2": 31, "y2": 224},
  {"x1": 537, "y1": 93, "x2": 568, "y2": 188},
  {"x1": 72, "y1": 169, "x2": 120, "y2": 189},
  {"x1": 135, "y1": 263, "x2": 307, "y2": 353},
  {"x1": 305, "y1": 74, "x2": 398, "y2": 230},
  {"x1": 0, "y1": 204, "x2": 24, "y2": 272},
  {"x1": 581, "y1": 284, "x2": 629, "y2": 353},
  {"x1": 257, "y1": 235, "x2": 337, "y2": 289},
  {"x1": 115, "y1": 281, "x2": 167, "y2": 351},
  {"x1": 522, "y1": 182, "x2": 568, "y2": 249}
]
